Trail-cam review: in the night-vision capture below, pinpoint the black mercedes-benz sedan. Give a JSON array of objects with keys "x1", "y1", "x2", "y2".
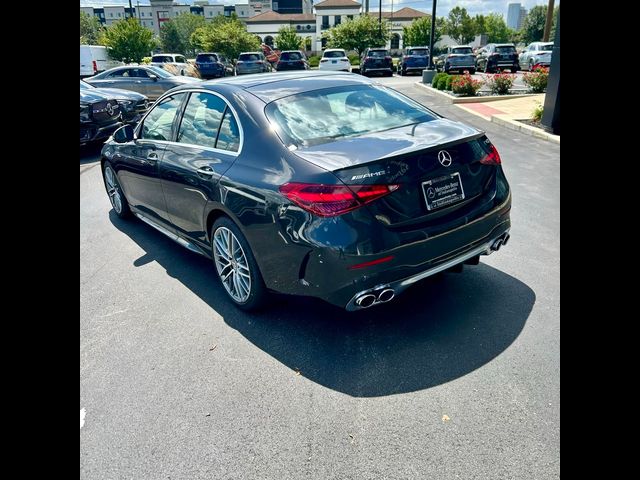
[
  {"x1": 100, "y1": 71, "x2": 511, "y2": 311},
  {"x1": 81, "y1": 84, "x2": 122, "y2": 146},
  {"x1": 81, "y1": 80, "x2": 149, "y2": 124}
]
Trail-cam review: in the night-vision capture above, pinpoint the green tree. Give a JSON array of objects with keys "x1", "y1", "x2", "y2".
[
  {"x1": 100, "y1": 18, "x2": 157, "y2": 63},
  {"x1": 80, "y1": 11, "x2": 104, "y2": 45},
  {"x1": 445, "y1": 6, "x2": 476, "y2": 45},
  {"x1": 324, "y1": 14, "x2": 389, "y2": 55},
  {"x1": 160, "y1": 20, "x2": 183, "y2": 54},
  {"x1": 484, "y1": 13, "x2": 512, "y2": 43},
  {"x1": 275, "y1": 26, "x2": 303, "y2": 50},
  {"x1": 402, "y1": 15, "x2": 442, "y2": 48},
  {"x1": 472, "y1": 14, "x2": 486, "y2": 36},
  {"x1": 550, "y1": 6, "x2": 559, "y2": 41},
  {"x1": 521, "y1": 5, "x2": 547, "y2": 44},
  {"x1": 191, "y1": 16, "x2": 260, "y2": 63}
]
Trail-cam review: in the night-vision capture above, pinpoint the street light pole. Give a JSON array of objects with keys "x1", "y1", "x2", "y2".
[
  {"x1": 378, "y1": 0, "x2": 382, "y2": 38},
  {"x1": 428, "y1": 0, "x2": 437, "y2": 69},
  {"x1": 543, "y1": 0, "x2": 555, "y2": 42},
  {"x1": 128, "y1": 0, "x2": 134, "y2": 19}
]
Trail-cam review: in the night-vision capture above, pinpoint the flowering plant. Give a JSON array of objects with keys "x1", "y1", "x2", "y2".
[
  {"x1": 523, "y1": 66, "x2": 549, "y2": 93},
  {"x1": 451, "y1": 73, "x2": 483, "y2": 96},
  {"x1": 485, "y1": 72, "x2": 516, "y2": 95}
]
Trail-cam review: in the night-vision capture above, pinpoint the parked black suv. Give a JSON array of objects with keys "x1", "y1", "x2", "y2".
[
  {"x1": 80, "y1": 84, "x2": 123, "y2": 145},
  {"x1": 360, "y1": 48, "x2": 393, "y2": 77},
  {"x1": 398, "y1": 46, "x2": 430, "y2": 76},
  {"x1": 475, "y1": 43, "x2": 520, "y2": 73},
  {"x1": 195, "y1": 52, "x2": 234, "y2": 79},
  {"x1": 275, "y1": 50, "x2": 309, "y2": 71}
]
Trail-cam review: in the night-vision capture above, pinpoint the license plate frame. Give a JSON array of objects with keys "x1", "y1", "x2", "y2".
[{"x1": 421, "y1": 172, "x2": 466, "y2": 211}]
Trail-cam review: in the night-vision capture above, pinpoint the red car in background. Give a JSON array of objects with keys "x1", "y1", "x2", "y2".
[{"x1": 260, "y1": 44, "x2": 280, "y2": 66}]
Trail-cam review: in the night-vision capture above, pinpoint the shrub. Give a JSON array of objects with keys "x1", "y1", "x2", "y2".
[
  {"x1": 523, "y1": 66, "x2": 549, "y2": 93},
  {"x1": 485, "y1": 73, "x2": 516, "y2": 95},
  {"x1": 451, "y1": 73, "x2": 483, "y2": 96},
  {"x1": 436, "y1": 74, "x2": 449, "y2": 90},
  {"x1": 142, "y1": 57, "x2": 151, "y2": 64},
  {"x1": 308, "y1": 55, "x2": 320, "y2": 68},
  {"x1": 348, "y1": 53, "x2": 360, "y2": 65},
  {"x1": 531, "y1": 102, "x2": 543, "y2": 122},
  {"x1": 431, "y1": 72, "x2": 444, "y2": 88},
  {"x1": 445, "y1": 75, "x2": 456, "y2": 91}
]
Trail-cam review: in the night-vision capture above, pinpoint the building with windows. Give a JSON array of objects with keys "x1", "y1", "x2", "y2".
[
  {"x1": 506, "y1": 3, "x2": 527, "y2": 30},
  {"x1": 81, "y1": 1, "x2": 427, "y2": 53}
]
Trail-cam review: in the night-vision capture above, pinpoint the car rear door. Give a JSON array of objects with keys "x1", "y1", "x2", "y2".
[{"x1": 159, "y1": 91, "x2": 241, "y2": 243}]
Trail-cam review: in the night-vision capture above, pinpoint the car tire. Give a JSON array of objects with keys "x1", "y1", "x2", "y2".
[
  {"x1": 514, "y1": 64, "x2": 520, "y2": 72},
  {"x1": 468, "y1": 68, "x2": 476, "y2": 75},
  {"x1": 211, "y1": 217, "x2": 268, "y2": 311},
  {"x1": 483, "y1": 62, "x2": 491, "y2": 74},
  {"x1": 103, "y1": 162, "x2": 131, "y2": 219}
]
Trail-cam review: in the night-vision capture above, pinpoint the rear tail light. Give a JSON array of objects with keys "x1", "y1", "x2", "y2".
[
  {"x1": 480, "y1": 144, "x2": 502, "y2": 165},
  {"x1": 92, "y1": 60, "x2": 98, "y2": 74},
  {"x1": 279, "y1": 183, "x2": 400, "y2": 217}
]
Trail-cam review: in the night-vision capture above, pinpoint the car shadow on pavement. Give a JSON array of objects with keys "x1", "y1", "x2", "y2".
[{"x1": 110, "y1": 211, "x2": 535, "y2": 398}]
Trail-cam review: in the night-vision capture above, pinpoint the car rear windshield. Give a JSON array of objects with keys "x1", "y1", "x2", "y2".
[
  {"x1": 540, "y1": 43, "x2": 554, "y2": 50},
  {"x1": 80, "y1": 80, "x2": 93, "y2": 90},
  {"x1": 368, "y1": 50, "x2": 388, "y2": 57},
  {"x1": 147, "y1": 66, "x2": 174, "y2": 78},
  {"x1": 265, "y1": 85, "x2": 438, "y2": 148},
  {"x1": 495, "y1": 46, "x2": 516, "y2": 53},
  {"x1": 452, "y1": 47, "x2": 473, "y2": 54},
  {"x1": 152, "y1": 55, "x2": 173, "y2": 63},
  {"x1": 239, "y1": 54, "x2": 260, "y2": 61},
  {"x1": 323, "y1": 50, "x2": 345, "y2": 58},
  {"x1": 281, "y1": 52, "x2": 303, "y2": 60},
  {"x1": 196, "y1": 54, "x2": 218, "y2": 62},
  {"x1": 408, "y1": 49, "x2": 429, "y2": 56}
]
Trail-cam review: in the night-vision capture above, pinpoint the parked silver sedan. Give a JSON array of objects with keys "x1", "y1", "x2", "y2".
[{"x1": 84, "y1": 65, "x2": 200, "y2": 101}]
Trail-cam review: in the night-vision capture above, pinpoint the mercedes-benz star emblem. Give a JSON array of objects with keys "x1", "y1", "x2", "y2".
[
  {"x1": 106, "y1": 102, "x2": 114, "y2": 116},
  {"x1": 426, "y1": 187, "x2": 436, "y2": 199},
  {"x1": 438, "y1": 150, "x2": 453, "y2": 167}
]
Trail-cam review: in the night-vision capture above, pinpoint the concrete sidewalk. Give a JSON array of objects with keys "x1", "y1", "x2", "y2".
[{"x1": 456, "y1": 94, "x2": 560, "y2": 143}]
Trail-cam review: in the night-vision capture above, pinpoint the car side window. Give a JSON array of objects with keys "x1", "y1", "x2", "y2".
[
  {"x1": 216, "y1": 109, "x2": 240, "y2": 152},
  {"x1": 108, "y1": 69, "x2": 126, "y2": 77},
  {"x1": 176, "y1": 92, "x2": 226, "y2": 148},
  {"x1": 139, "y1": 94, "x2": 185, "y2": 141},
  {"x1": 176, "y1": 56, "x2": 186, "y2": 63}
]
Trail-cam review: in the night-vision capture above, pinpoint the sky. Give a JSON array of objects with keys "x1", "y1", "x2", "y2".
[{"x1": 80, "y1": 0, "x2": 558, "y2": 17}]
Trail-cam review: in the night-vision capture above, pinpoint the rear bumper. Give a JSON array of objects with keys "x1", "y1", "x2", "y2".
[{"x1": 319, "y1": 63, "x2": 352, "y2": 71}]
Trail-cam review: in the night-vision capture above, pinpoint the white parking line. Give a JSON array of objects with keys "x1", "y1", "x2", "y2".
[{"x1": 80, "y1": 408, "x2": 86, "y2": 429}]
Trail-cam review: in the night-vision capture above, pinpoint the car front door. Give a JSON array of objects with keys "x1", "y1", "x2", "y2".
[
  {"x1": 159, "y1": 91, "x2": 241, "y2": 244},
  {"x1": 115, "y1": 93, "x2": 187, "y2": 226}
]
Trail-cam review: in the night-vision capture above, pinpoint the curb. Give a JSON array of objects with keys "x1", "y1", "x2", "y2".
[
  {"x1": 491, "y1": 115, "x2": 560, "y2": 144},
  {"x1": 414, "y1": 82, "x2": 538, "y2": 103}
]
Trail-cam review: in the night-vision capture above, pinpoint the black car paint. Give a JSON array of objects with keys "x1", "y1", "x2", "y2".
[
  {"x1": 80, "y1": 88, "x2": 123, "y2": 145},
  {"x1": 475, "y1": 44, "x2": 520, "y2": 73},
  {"x1": 102, "y1": 72, "x2": 511, "y2": 309}
]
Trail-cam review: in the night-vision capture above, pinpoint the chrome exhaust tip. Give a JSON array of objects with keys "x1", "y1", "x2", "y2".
[
  {"x1": 491, "y1": 239, "x2": 503, "y2": 251},
  {"x1": 502, "y1": 233, "x2": 510, "y2": 246},
  {"x1": 378, "y1": 288, "x2": 395, "y2": 303},
  {"x1": 355, "y1": 294, "x2": 376, "y2": 308}
]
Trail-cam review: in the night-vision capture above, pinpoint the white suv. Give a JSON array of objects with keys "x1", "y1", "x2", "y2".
[
  {"x1": 318, "y1": 49, "x2": 351, "y2": 72},
  {"x1": 150, "y1": 53, "x2": 189, "y2": 75}
]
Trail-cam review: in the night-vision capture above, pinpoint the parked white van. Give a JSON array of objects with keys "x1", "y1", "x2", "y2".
[{"x1": 80, "y1": 45, "x2": 122, "y2": 77}]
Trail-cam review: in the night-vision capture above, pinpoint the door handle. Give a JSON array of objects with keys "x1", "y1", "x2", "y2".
[
  {"x1": 146, "y1": 152, "x2": 159, "y2": 162},
  {"x1": 196, "y1": 166, "x2": 214, "y2": 176}
]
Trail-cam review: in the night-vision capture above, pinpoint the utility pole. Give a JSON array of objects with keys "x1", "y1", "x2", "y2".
[
  {"x1": 128, "y1": 0, "x2": 134, "y2": 19},
  {"x1": 543, "y1": 0, "x2": 555, "y2": 42},
  {"x1": 378, "y1": 0, "x2": 382, "y2": 38},
  {"x1": 541, "y1": 6, "x2": 559, "y2": 134},
  {"x1": 365, "y1": 0, "x2": 369, "y2": 14},
  {"x1": 428, "y1": 0, "x2": 436, "y2": 69}
]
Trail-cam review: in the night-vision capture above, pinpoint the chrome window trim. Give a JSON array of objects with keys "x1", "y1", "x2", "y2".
[{"x1": 135, "y1": 88, "x2": 244, "y2": 157}]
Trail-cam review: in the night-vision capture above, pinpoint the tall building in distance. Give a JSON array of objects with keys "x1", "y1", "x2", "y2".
[{"x1": 506, "y1": 2, "x2": 527, "y2": 30}]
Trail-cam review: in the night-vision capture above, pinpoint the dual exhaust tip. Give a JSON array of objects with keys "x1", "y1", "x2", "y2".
[
  {"x1": 491, "y1": 233, "x2": 510, "y2": 252},
  {"x1": 355, "y1": 288, "x2": 395, "y2": 309}
]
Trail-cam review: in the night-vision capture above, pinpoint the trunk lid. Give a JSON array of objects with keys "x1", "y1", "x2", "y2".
[{"x1": 292, "y1": 119, "x2": 499, "y2": 228}]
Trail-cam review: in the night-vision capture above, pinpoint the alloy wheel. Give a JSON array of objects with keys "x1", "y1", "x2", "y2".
[
  {"x1": 213, "y1": 227, "x2": 252, "y2": 303},
  {"x1": 104, "y1": 166, "x2": 123, "y2": 214}
]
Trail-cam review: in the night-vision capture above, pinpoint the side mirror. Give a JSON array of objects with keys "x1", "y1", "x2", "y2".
[
  {"x1": 148, "y1": 74, "x2": 158, "y2": 81},
  {"x1": 113, "y1": 124, "x2": 134, "y2": 143}
]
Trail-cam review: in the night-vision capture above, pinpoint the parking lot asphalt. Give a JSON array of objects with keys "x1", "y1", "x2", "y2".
[{"x1": 80, "y1": 73, "x2": 559, "y2": 479}]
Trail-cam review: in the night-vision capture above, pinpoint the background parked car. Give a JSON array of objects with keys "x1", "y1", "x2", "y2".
[
  {"x1": 80, "y1": 84, "x2": 122, "y2": 145},
  {"x1": 398, "y1": 46, "x2": 430, "y2": 76},
  {"x1": 236, "y1": 52, "x2": 272, "y2": 75},
  {"x1": 80, "y1": 45, "x2": 123, "y2": 78},
  {"x1": 360, "y1": 48, "x2": 393, "y2": 77},
  {"x1": 435, "y1": 45, "x2": 476, "y2": 74},
  {"x1": 150, "y1": 53, "x2": 189, "y2": 76},
  {"x1": 519, "y1": 42, "x2": 554, "y2": 71},
  {"x1": 84, "y1": 65, "x2": 200, "y2": 101},
  {"x1": 195, "y1": 52, "x2": 234, "y2": 78},
  {"x1": 81, "y1": 80, "x2": 148, "y2": 124},
  {"x1": 475, "y1": 44, "x2": 520, "y2": 73},
  {"x1": 275, "y1": 51, "x2": 309, "y2": 71},
  {"x1": 318, "y1": 49, "x2": 352, "y2": 72}
]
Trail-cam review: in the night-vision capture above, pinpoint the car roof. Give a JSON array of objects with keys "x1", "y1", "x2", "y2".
[
  {"x1": 281, "y1": 50, "x2": 303, "y2": 53},
  {"x1": 324, "y1": 48, "x2": 345, "y2": 51},
  {"x1": 170, "y1": 71, "x2": 372, "y2": 103},
  {"x1": 451, "y1": 45, "x2": 472, "y2": 48},
  {"x1": 239, "y1": 51, "x2": 262, "y2": 55}
]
